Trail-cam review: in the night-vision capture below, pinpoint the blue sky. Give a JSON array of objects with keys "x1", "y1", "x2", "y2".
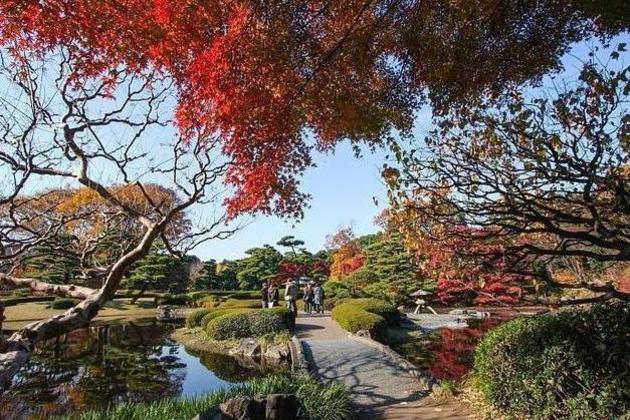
[
  {"x1": 195, "y1": 142, "x2": 393, "y2": 260},
  {"x1": 193, "y1": 34, "x2": 629, "y2": 262}
]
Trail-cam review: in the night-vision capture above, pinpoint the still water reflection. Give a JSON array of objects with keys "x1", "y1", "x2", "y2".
[
  {"x1": 1, "y1": 320, "x2": 284, "y2": 419},
  {"x1": 393, "y1": 316, "x2": 512, "y2": 381}
]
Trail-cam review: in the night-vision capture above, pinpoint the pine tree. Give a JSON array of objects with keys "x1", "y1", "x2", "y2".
[
  {"x1": 124, "y1": 245, "x2": 187, "y2": 293},
  {"x1": 22, "y1": 235, "x2": 81, "y2": 284},
  {"x1": 361, "y1": 233, "x2": 421, "y2": 305}
]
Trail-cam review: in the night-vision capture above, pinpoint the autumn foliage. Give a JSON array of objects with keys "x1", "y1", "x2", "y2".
[
  {"x1": 2, "y1": 0, "x2": 618, "y2": 218},
  {"x1": 0, "y1": 0, "x2": 415, "y2": 218},
  {"x1": 418, "y1": 229, "x2": 525, "y2": 306},
  {"x1": 326, "y1": 227, "x2": 365, "y2": 280}
]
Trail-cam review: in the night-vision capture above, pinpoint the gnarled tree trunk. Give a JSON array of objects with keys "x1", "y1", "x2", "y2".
[{"x1": 0, "y1": 224, "x2": 162, "y2": 389}]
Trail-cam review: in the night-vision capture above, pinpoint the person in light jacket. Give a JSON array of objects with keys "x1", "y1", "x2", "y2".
[
  {"x1": 261, "y1": 282, "x2": 269, "y2": 308},
  {"x1": 285, "y1": 280, "x2": 299, "y2": 315},
  {"x1": 313, "y1": 284, "x2": 325, "y2": 313}
]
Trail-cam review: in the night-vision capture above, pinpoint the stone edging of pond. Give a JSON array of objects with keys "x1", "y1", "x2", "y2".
[
  {"x1": 348, "y1": 331, "x2": 435, "y2": 391},
  {"x1": 289, "y1": 335, "x2": 309, "y2": 375}
]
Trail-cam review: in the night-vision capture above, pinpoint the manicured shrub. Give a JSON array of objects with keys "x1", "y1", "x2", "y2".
[
  {"x1": 218, "y1": 298, "x2": 261, "y2": 309},
  {"x1": 331, "y1": 298, "x2": 399, "y2": 340},
  {"x1": 205, "y1": 311, "x2": 252, "y2": 340},
  {"x1": 205, "y1": 308, "x2": 295, "y2": 340},
  {"x1": 11, "y1": 288, "x2": 32, "y2": 297},
  {"x1": 474, "y1": 302, "x2": 630, "y2": 419},
  {"x1": 349, "y1": 298, "x2": 400, "y2": 325},
  {"x1": 249, "y1": 308, "x2": 293, "y2": 336},
  {"x1": 159, "y1": 293, "x2": 193, "y2": 306},
  {"x1": 332, "y1": 304, "x2": 385, "y2": 338},
  {"x1": 50, "y1": 297, "x2": 79, "y2": 309},
  {"x1": 227, "y1": 291, "x2": 260, "y2": 300},
  {"x1": 200, "y1": 308, "x2": 255, "y2": 329},
  {"x1": 266, "y1": 306, "x2": 296, "y2": 331},
  {"x1": 185, "y1": 308, "x2": 213, "y2": 328}
]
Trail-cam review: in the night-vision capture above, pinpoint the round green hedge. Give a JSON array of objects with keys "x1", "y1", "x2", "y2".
[
  {"x1": 205, "y1": 308, "x2": 295, "y2": 340},
  {"x1": 185, "y1": 308, "x2": 213, "y2": 328},
  {"x1": 331, "y1": 298, "x2": 399, "y2": 340},
  {"x1": 51, "y1": 297, "x2": 79, "y2": 309},
  {"x1": 200, "y1": 308, "x2": 255, "y2": 329},
  {"x1": 474, "y1": 302, "x2": 630, "y2": 419}
]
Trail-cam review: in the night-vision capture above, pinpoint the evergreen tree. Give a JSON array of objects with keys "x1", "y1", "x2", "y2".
[
  {"x1": 124, "y1": 245, "x2": 187, "y2": 293},
  {"x1": 22, "y1": 235, "x2": 81, "y2": 284},
  {"x1": 276, "y1": 235, "x2": 305, "y2": 255},
  {"x1": 235, "y1": 245, "x2": 283, "y2": 289},
  {"x1": 214, "y1": 260, "x2": 239, "y2": 290},
  {"x1": 360, "y1": 233, "x2": 421, "y2": 305}
]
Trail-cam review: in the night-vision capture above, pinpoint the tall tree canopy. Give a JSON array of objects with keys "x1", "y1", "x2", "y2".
[
  {"x1": 1, "y1": 0, "x2": 625, "y2": 218},
  {"x1": 386, "y1": 56, "x2": 630, "y2": 303}
]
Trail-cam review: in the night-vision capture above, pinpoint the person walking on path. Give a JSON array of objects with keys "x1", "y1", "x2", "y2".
[
  {"x1": 268, "y1": 283, "x2": 279, "y2": 308},
  {"x1": 261, "y1": 282, "x2": 269, "y2": 308},
  {"x1": 313, "y1": 283, "x2": 325, "y2": 313},
  {"x1": 303, "y1": 282, "x2": 314, "y2": 314},
  {"x1": 285, "y1": 280, "x2": 299, "y2": 315}
]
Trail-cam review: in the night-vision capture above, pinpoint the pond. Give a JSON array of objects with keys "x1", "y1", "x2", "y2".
[
  {"x1": 0, "y1": 319, "x2": 288, "y2": 419},
  {"x1": 392, "y1": 316, "x2": 513, "y2": 381}
]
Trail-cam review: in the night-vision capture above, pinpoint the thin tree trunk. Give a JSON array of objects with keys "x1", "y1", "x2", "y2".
[{"x1": 130, "y1": 282, "x2": 148, "y2": 304}]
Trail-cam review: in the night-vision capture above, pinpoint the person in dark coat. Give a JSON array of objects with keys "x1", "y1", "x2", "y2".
[
  {"x1": 268, "y1": 283, "x2": 279, "y2": 307},
  {"x1": 303, "y1": 283, "x2": 314, "y2": 314}
]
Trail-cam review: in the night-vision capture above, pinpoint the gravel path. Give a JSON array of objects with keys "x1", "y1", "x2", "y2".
[{"x1": 296, "y1": 314, "x2": 426, "y2": 411}]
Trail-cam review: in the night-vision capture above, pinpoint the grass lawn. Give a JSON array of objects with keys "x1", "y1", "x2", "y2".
[{"x1": 3, "y1": 298, "x2": 157, "y2": 330}]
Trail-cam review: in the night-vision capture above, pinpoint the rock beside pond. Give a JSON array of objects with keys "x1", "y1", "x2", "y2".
[
  {"x1": 263, "y1": 342, "x2": 290, "y2": 360},
  {"x1": 230, "y1": 338, "x2": 262, "y2": 358},
  {"x1": 265, "y1": 394, "x2": 299, "y2": 420},
  {"x1": 227, "y1": 338, "x2": 290, "y2": 361},
  {"x1": 193, "y1": 394, "x2": 299, "y2": 420},
  {"x1": 156, "y1": 305, "x2": 187, "y2": 322}
]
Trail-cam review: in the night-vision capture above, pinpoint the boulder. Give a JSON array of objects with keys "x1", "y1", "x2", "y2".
[
  {"x1": 229, "y1": 338, "x2": 262, "y2": 358},
  {"x1": 220, "y1": 396, "x2": 265, "y2": 420},
  {"x1": 191, "y1": 394, "x2": 299, "y2": 420},
  {"x1": 355, "y1": 329, "x2": 372, "y2": 339},
  {"x1": 265, "y1": 394, "x2": 300, "y2": 420},
  {"x1": 263, "y1": 343, "x2": 290, "y2": 360}
]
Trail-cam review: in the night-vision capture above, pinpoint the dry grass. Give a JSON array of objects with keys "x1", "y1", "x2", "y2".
[
  {"x1": 457, "y1": 378, "x2": 510, "y2": 420},
  {"x1": 3, "y1": 298, "x2": 157, "y2": 330}
]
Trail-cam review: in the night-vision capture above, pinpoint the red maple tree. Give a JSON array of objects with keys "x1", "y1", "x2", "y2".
[
  {"x1": 0, "y1": 0, "x2": 415, "y2": 218},
  {"x1": 414, "y1": 226, "x2": 526, "y2": 306}
]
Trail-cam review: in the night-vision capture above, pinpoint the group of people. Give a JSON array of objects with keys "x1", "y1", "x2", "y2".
[
  {"x1": 301, "y1": 282, "x2": 325, "y2": 314},
  {"x1": 260, "y1": 280, "x2": 325, "y2": 315}
]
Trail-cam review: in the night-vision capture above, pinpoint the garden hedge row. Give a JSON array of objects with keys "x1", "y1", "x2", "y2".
[
  {"x1": 50, "y1": 297, "x2": 79, "y2": 309},
  {"x1": 205, "y1": 307, "x2": 295, "y2": 340},
  {"x1": 474, "y1": 302, "x2": 630, "y2": 419},
  {"x1": 217, "y1": 298, "x2": 262, "y2": 309},
  {"x1": 159, "y1": 293, "x2": 194, "y2": 306},
  {"x1": 1, "y1": 295, "x2": 55, "y2": 306},
  {"x1": 200, "y1": 308, "x2": 255, "y2": 329},
  {"x1": 331, "y1": 298, "x2": 399, "y2": 340},
  {"x1": 186, "y1": 308, "x2": 213, "y2": 328}
]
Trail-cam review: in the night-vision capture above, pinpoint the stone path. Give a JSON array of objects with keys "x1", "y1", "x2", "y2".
[{"x1": 295, "y1": 314, "x2": 427, "y2": 413}]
